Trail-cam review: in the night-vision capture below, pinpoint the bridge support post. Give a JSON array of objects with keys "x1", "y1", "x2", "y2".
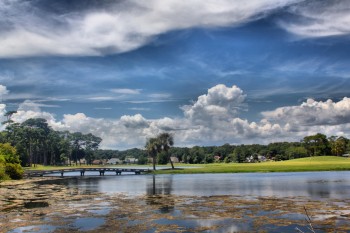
[
  {"x1": 80, "y1": 170, "x2": 85, "y2": 176},
  {"x1": 60, "y1": 171, "x2": 64, "y2": 177},
  {"x1": 99, "y1": 170, "x2": 105, "y2": 176}
]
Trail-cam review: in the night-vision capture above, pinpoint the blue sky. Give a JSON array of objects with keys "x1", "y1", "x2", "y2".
[{"x1": 1, "y1": 0, "x2": 350, "y2": 149}]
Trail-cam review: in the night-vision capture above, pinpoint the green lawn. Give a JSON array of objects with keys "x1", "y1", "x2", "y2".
[
  {"x1": 155, "y1": 156, "x2": 350, "y2": 174},
  {"x1": 24, "y1": 156, "x2": 350, "y2": 174}
]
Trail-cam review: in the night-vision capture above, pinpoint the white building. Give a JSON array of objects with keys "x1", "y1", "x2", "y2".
[{"x1": 106, "y1": 158, "x2": 122, "y2": 165}]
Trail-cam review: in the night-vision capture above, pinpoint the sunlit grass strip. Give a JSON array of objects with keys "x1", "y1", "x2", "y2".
[
  {"x1": 155, "y1": 156, "x2": 350, "y2": 174},
  {"x1": 24, "y1": 156, "x2": 350, "y2": 174}
]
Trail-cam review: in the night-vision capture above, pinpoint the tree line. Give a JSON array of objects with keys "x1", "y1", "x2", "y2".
[
  {"x1": 1, "y1": 116, "x2": 349, "y2": 173},
  {"x1": 0, "y1": 117, "x2": 102, "y2": 167},
  {"x1": 93, "y1": 133, "x2": 350, "y2": 166}
]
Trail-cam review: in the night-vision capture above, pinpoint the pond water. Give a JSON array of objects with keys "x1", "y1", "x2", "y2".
[
  {"x1": 6, "y1": 171, "x2": 350, "y2": 232},
  {"x1": 43, "y1": 171, "x2": 350, "y2": 199}
]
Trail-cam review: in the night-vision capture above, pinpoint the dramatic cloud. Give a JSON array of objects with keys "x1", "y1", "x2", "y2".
[
  {"x1": 2, "y1": 84, "x2": 350, "y2": 149},
  {"x1": 182, "y1": 84, "x2": 246, "y2": 124},
  {"x1": 262, "y1": 98, "x2": 350, "y2": 126},
  {"x1": 120, "y1": 114, "x2": 149, "y2": 128},
  {"x1": 0, "y1": 0, "x2": 301, "y2": 58},
  {"x1": 280, "y1": 0, "x2": 350, "y2": 38}
]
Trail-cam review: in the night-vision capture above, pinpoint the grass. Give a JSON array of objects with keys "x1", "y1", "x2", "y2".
[
  {"x1": 155, "y1": 156, "x2": 350, "y2": 174},
  {"x1": 23, "y1": 156, "x2": 350, "y2": 174}
]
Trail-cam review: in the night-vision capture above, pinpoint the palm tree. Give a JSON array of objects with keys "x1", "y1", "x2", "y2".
[
  {"x1": 145, "y1": 137, "x2": 160, "y2": 170},
  {"x1": 158, "y1": 133, "x2": 175, "y2": 169}
]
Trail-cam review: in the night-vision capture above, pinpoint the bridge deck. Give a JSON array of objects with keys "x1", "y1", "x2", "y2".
[{"x1": 25, "y1": 167, "x2": 151, "y2": 177}]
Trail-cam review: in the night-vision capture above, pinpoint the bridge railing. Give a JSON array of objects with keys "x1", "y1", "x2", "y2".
[{"x1": 25, "y1": 167, "x2": 151, "y2": 177}]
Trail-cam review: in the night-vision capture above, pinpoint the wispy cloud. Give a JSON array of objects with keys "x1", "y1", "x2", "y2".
[
  {"x1": 148, "y1": 93, "x2": 172, "y2": 99},
  {"x1": 0, "y1": 0, "x2": 301, "y2": 58},
  {"x1": 110, "y1": 88, "x2": 141, "y2": 95},
  {"x1": 279, "y1": 0, "x2": 350, "y2": 38},
  {"x1": 87, "y1": 96, "x2": 115, "y2": 101},
  {"x1": 94, "y1": 107, "x2": 112, "y2": 110},
  {"x1": 124, "y1": 99, "x2": 176, "y2": 104},
  {"x1": 129, "y1": 107, "x2": 150, "y2": 111}
]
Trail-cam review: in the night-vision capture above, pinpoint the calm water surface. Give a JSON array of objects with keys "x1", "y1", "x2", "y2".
[
  {"x1": 7, "y1": 171, "x2": 350, "y2": 232},
  {"x1": 44, "y1": 171, "x2": 350, "y2": 199}
]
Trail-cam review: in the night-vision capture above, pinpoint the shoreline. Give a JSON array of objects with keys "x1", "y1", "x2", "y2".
[{"x1": 22, "y1": 156, "x2": 350, "y2": 175}]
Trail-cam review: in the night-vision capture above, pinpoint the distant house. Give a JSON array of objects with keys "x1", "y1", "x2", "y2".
[
  {"x1": 342, "y1": 154, "x2": 350, "y2": 157},
  {"x1": 92, "y1": 160, "x2": 102, "y2": 165},
  {"x1": 92, "y1": 159, "x2": 107, "y2": 165},
  {"x1": 79, "y1": 159, "x2": 86, "y2": 165},
  {"x1": 246, "y1": 155, "x2": 266, "y2": 163},
  {"x1": 170, "y1": 156, "x2": 179, "y2": 163},
  {"x1": 125, "y1": 157, "x2": 138, "y2": 164},
  {"x1": 214, "y1": 155, "x2": 221, "y2": 161},
  {"x1": 107, "y1": 158, "x2": 122, "y2": 165},
  {"x1": 257, "y1": 155, "x2": 267, "y2": 162}
]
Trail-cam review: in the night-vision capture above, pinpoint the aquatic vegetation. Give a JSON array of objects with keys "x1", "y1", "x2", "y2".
[{"x1": 1, "y1": 177, "x2": 350, "y2": 232}]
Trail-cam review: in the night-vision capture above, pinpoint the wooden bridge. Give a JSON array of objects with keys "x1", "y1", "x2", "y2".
[{"x1": 25, "y1": 168, "x2": 151, "y2": 177}]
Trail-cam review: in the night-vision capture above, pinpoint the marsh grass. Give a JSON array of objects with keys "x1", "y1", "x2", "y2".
[{"x1": 295, "y1": 207, "x2": 316, "y2": 233}]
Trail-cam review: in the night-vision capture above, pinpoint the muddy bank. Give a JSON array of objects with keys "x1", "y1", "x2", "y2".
[
  {"x1": 1, "y1": 178, "x2": 350, "y2": 232},
  {"x1": 0, "y1": 178, "x2": 95, "y2": 212}
]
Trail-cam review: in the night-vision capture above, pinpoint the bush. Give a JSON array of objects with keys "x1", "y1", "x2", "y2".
[
  {"x1": 5, "y1": 163, "x2": 23, "y2": 180},
  {"x1": 0, "y1": 164, "x2": 10, "y2": 180}
]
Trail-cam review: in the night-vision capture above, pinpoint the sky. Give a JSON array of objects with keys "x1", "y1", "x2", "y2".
[{"x1": 1, "y1": 0, "x2": 350, "y2": 149}]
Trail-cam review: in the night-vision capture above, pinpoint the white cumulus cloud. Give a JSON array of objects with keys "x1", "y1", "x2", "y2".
[
  {"x1": 2, "y1": 84, "x2": 350, "y2": 149},
  {"x1": 262, "y1": 97, "x2": 350, "y2": 126},
  {"x1": 182, "y1": 84, "x2": 246, "y2": 124}
]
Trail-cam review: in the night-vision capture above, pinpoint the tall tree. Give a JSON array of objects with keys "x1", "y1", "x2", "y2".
[
  {"x1": 158, "y1": 133, "x2": 175, "y2": 169},
  {"x1": 303, "y1": 133, "x2": 329, "y2": 156},
  {"x1": 22, "y1": 118, "x2": 51, "y2": 166},
  {"x1": 329, "y1": 136, "x2": 348, "y2": 156},
  {"x1": 145, "y1": 137, "x2": 160, "y2": 170}
]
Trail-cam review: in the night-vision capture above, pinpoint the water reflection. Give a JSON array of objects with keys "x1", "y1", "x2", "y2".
[
  {"x1": 307, "y1": 180, "x2": 331, "y2": 198},
  {"x1": 37, "y1": 171, "x2": 350, "y2": 199},
  {"x1": 146, "y1": 175, "x2": 173, "y2": 195},
  {"x1": 145, "y1": 175, "x2": 175, "y2": 213}
]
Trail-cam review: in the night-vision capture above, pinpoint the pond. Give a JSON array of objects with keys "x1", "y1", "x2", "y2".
[
  {"x1": 4, "y1": 171, "x2": 350, "y2": 232},
  {"x1": 43, "y1": 171, "x2": 350, "y2": 199}
]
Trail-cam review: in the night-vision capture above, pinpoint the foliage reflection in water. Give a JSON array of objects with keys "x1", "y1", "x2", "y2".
[
  {"x1": 40, "y1": 171, "x2": 350, "y2": 199},
  {"x1": 5, "y1": 171, "x2": 349, "y2": 232}
]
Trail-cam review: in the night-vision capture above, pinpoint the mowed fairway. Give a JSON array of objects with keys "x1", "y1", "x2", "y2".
[{"x1": 157, "y1": 156, "x2": 350, "y2": 174}]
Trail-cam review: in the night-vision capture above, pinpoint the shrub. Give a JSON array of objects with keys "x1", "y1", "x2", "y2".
[
  {"x1": 5, "y1": 163, "x2": 23, "y2": 180},
  {"x1": 0, "y1": 164, "x2": 10, "y2": 180},
  {"x1": 0, "y1": 143, "x2": 20, "y2": 164}
]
